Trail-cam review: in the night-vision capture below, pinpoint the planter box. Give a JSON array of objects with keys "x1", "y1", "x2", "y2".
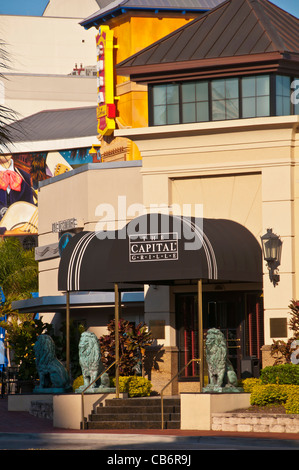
[{"x1": 180, "y1": 392, "x2": 251, "y2": 430}]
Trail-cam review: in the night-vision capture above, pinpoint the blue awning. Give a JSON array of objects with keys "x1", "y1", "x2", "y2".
[{"x1": 11, "y1": 291, "x2": 144, "y2": 314}]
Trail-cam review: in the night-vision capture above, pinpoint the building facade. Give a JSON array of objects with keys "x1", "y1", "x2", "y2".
[{"x1": 13, "y1": 0, "x2": 299, "y2": 395}]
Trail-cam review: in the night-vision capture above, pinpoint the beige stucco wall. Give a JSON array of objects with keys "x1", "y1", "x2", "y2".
[
  {"x1": 116, "y1": 116, "x2": 299, "y2": 347},
  {"x1": 38, "y1": 163, "x2": 143, "y2": 297},
  {"x1": 0, "y1": 15, "x2": 96, "y2": 76},
  {"x1": 2, "y1": 74, "x2": 97, "y2": 119},
  {"x1": 0, "y1": 13, "x2": 98, "y2": 118}
]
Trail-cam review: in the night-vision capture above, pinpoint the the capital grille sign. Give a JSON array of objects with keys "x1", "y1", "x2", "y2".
[{"x1": 129, "y1": 233, "x2": 178, "y2": 262}]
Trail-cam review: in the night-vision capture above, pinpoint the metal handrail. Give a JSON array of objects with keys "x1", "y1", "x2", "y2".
[
  {"x1": 160, "y1": 358, "x2": 200, "y2": 430},
  {"x1": 81, "y1": 361, "x2": 117, "y2": 429}
]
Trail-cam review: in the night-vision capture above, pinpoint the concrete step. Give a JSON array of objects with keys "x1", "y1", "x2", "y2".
[
  {"x1": 89, "y1": 412, "x2": 181, "y2": 422},
  {"x1": 104, "y1": 397, "x2": 180, "y2": 407},
  {"x1": 95, "y1": 405, "x2": 180, "y2": 414},
  {"x1": 86, "y1": 420, "x2": 180, "y2": 430},
  {"x1": 83, "y1": 396, "x2": 181, "y2": 430}
]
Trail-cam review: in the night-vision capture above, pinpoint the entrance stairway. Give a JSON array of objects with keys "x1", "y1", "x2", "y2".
[{"x1": 83, "y1": 397, "x2": 181, "y2": 430}]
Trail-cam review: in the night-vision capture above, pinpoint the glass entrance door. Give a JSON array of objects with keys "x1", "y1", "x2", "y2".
[{"x1": 176, "y1": 290, "x2": 263, "y2": 379}]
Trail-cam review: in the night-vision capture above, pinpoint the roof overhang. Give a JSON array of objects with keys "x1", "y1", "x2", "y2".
[
  {"x1": 11, "y1": 291, "x2": 144, "y2": 314},
  {"x1": 80, "y1": 4, "x2": 209, "y2": 30},
  {"x1": 58, "y1": 213, "x2": 263, "y2": 292},
  {"x1": 117, "y1": 52, "x2": 299, "y2": 84}
]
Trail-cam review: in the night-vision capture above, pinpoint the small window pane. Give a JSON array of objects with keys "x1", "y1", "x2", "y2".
[
  {"x1": 153, "y1": 85, "x2": 166, "y2": 105},
  {"x1": 212, "y1": 80, "x2": 225, "y2": 100},
  {"x1": 183, "y1": 103, "x2": 196, "y2": 123},
  {"x1": 276, "y1": 75, "x2": 283, "y2": 96},
  {"x1": 257, "y1": 96, "x2": 270, "y2": 117},
  {"x1": 294, "y1": 78, "x2": 299, "y2": 115},
  {"x1": 276, "y1": 76, "x2": 291, "y2": 116},
  {"x1": 212, "y1": 100, "x2": 225, "y2": 120},
  {"x1": 226, "y1": 99, "x2": 239, "y2": 119},
  {"x1": 242, "y1": 77, "x2": 255, "y2": 98},
  {"x1": 196, "y1": 101, "x2": 209, "y2": 121},
  {"x1": 226, "y1": 78, "x2": 239, "y2": 99},
  {"x1": 182, "y1": 83, "x2": 195, "y2": 103},
  {"x1": 242, "y1": 97, "x2": 256, "y2": 118},
  {"x1": 196, "y1": 81, "x2": 209, "y2": 101},
  {"x1": 153, "y1": 105, "x2": 166, "y2": 125},
  {"x1": 167, "y1": 85, "x2": 179, "y2": 104},
  {"x1": 167, "y1": 104, "x2": 180, "y2": 124},
  {"x1": 257, "y1": 76, "x2": 270, "y2": 96}
]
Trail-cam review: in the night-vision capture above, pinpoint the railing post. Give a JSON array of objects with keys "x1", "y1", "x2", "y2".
[
  {"x1": 115, "y1": 283, "x2": 119, "y2": 399},
  {"x1": 198, "y1": 280, "x2": 204, "y2": 392},
  {"x1": 66, "y1": 291, "x2": 70, "y2": 375}
]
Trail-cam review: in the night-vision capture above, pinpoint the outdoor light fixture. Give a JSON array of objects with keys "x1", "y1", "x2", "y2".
[{"x1": 261, "y1": 228, "x2": 282, "y2": 286}]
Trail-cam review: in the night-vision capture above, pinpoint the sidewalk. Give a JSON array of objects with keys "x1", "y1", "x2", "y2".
[{"x1": 1, "y1": 396, "x2": 299, "y2": 442}]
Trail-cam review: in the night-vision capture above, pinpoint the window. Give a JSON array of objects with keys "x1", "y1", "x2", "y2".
[
  {"x1": 181, "y1": 81, "x2": 209, "y2": 123},
  {"x1": 212, "y1": 78, "x2": 239, "y2": 121},
  {"x1": 152, "y1": 84, "x2": 179, "y2": 125},
  {"x1": 242, "y1": 75, "x2": 270, "y2": 118},
  {"x1": 276, "y1": 75, "x2": 291, "y2": 116},
  {"x1": 150, "y1": 74, "x2": 297, "y2": 126}
]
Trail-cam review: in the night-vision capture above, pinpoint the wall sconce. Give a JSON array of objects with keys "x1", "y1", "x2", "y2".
[
  {"x1": 260, "y1": 228, "x2": 282, "y2": 286},
  {"x1": 89, "y1": 144, "x2": 101, "y2": 162}
]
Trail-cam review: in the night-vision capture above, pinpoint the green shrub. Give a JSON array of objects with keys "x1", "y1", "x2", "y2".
[
  {"x1": 260, "y1": 364, "x2": 299, "y2": 385},
  {"x1": 284, "y1": 387, "x2": 299, "y2": 414},
  {"x1": 250, "y1": 384, "x2": 290, "y2": 406},
  {"x1": 72, "y1": 375, "x2": 84, "y2": 392},
  {"x1": 112, "y1": 376, "x2": 152, "y2": 397},
  {"x1": 242, "y1": 377, "x2": 262, "y2": 393}
]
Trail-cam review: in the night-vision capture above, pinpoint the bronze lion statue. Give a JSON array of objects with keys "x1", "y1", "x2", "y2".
[
  {"x1": 34, "y1": 334, "x2": 70, "y2": 391},
  {"x1": 203, "y1": 328, "x2": 241, "y2": 393}
]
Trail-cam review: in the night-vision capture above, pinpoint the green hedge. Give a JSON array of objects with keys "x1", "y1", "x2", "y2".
[
  {"x1": 112, "y1": 376, "x2": 152, "y2": 397},
  {"x1": 242, "y1": 376, "x2": 299, "y2": 413},
  {"x1": 260, "y1": 364, "x2": 299, "y2": 385}
]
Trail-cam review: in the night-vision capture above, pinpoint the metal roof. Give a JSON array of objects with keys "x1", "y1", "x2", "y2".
[
  {"x1": 80, "y1": 0, "x2": 226, "y2": 29},
  {"x1": 116, "y1": 0, "x2": 299, "y2": 79},
  {"x1": 5, "y1": 107, "x2": 98, "y2": 144}
]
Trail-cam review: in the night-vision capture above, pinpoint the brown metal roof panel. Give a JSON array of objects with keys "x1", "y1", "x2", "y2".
[
  {"x1": 203, "y1": 0, "x2": 253, "y2": 58},
  {"x1": 189, "y1": 0, "x2": 242, "y2": 59},
  {"x1": 162, "y1": 20, "x2": 206, "y2": 62},
  {"x1": 177, "y1": 6, "x2": 226, "y2": 60}
]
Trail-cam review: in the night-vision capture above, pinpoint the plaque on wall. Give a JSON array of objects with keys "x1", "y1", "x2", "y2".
[
  {"x1": 149, "y1": 320, "x2": 165, "y2": 339},
  {"x1": 270, "y1": 317, "x2": 288, "y2": 338}
]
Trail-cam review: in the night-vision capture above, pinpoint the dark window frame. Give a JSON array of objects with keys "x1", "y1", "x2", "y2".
[{"x1": 149, "y1": 73, "x2": 299, "y2": 126}]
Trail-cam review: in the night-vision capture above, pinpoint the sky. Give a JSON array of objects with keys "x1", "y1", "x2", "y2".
[{"x1": 0, "y1": 0, "x2": 298, "y2": 17}]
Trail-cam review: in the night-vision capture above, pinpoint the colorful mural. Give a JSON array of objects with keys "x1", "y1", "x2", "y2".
[{"x1": 0, "y1": 148, "x2": 93, "y2": 236}]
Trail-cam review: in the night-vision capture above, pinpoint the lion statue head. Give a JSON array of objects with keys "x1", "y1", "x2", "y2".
[
  {"x1": 79, "y1": 331, "x2": 101, "y2": 371},
  {"x1": 34, "y1": 334, "x2": 57, "y2": 366}
]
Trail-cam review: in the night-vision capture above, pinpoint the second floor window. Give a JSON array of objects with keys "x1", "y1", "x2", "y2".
[{"x1": 149, "y1": 74, "x2": 298, "y2": 126}]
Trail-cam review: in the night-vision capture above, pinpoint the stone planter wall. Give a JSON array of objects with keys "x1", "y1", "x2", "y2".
[{"x1": 212, "y1": 412, "x2": 299, "y2": 434}]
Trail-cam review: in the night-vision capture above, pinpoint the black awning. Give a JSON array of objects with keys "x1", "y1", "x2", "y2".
[{"x1": 58, "y1": 214, "x2": 262, "y2": 292}]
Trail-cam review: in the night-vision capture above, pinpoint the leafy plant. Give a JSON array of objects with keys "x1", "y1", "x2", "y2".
[
  {"x1": 271, "y1": 300, "x2": 299, "y2": 364},
  {"x1": 260, "y1": 364, "x2": 299, "y2": 385},
  {"x1": 112, "y1": 376, "x2": 152, "y2": 397},
  {"x1": 0, "y1": 315, "x2": 53, "y2": 381},
  {"x1": 55, "y1": 320, "x2": 85, "y2": 380},
  {"x1": 99, "y1": 319, "x2": 153, "y2": 376},
  {"x1": 0, "y1": 238, "x2": 38, "y2": 303}
]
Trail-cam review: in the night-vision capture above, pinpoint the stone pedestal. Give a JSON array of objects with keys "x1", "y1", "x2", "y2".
[{"x1": 180, "y1": 392, "x2": 251, "y2": 430}]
